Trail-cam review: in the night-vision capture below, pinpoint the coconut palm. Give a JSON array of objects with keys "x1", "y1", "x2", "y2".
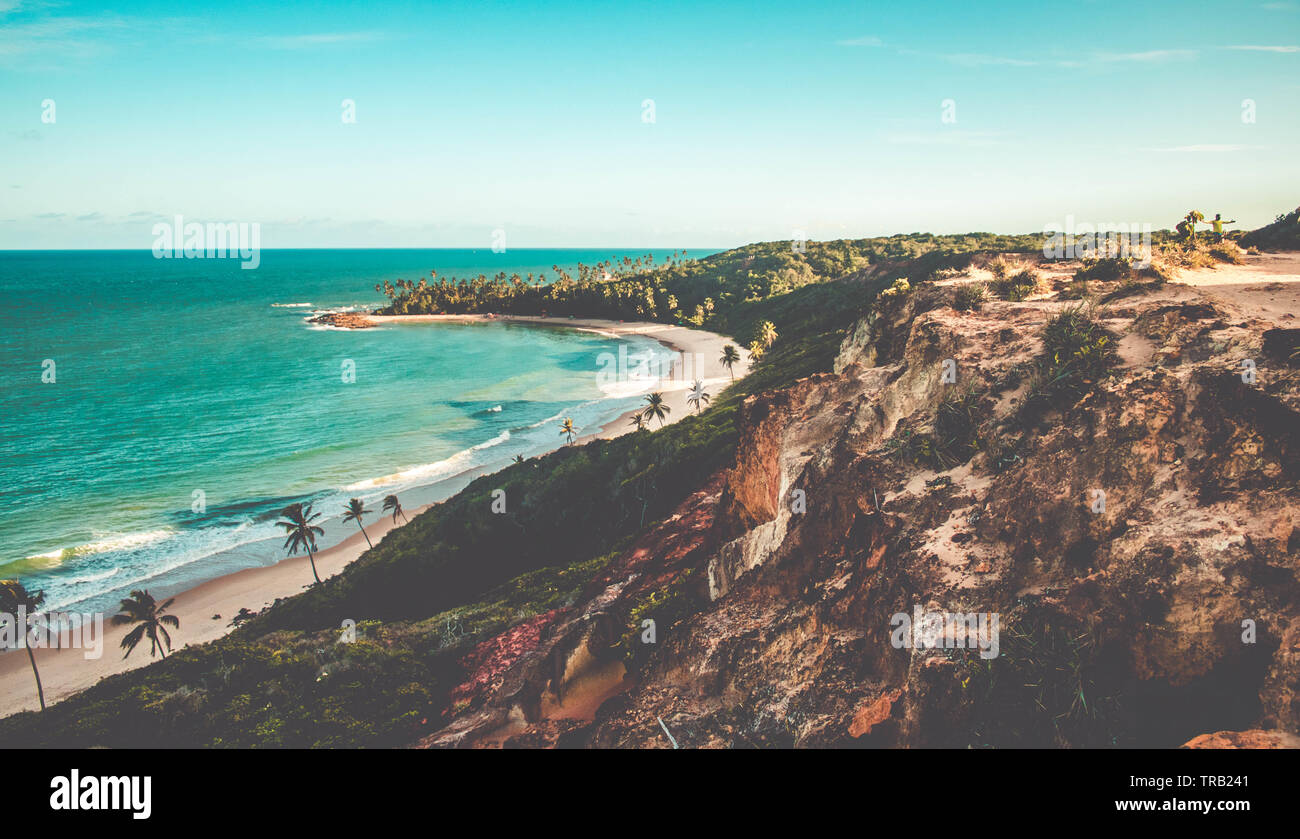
[
  {"x1": 0, "y1": 580, "x2": 46, "y2": 709},
  {"x1": 512, "y1": 454, "x2": 524, "y2": 463},
  {"x1": 686, "y1": 380, "x2": 710, "y2": 414},
  {"x1": 720, "y1": 344, "x2": 740, "y2": 380},
  {"x1": 382, "y1": 493, "x2": 408, "y2": 524},
  {"x1": 628, "y1": 412, "x2": 646, "y2": 431},
  {"x1": 758, "y1": 320, "x2": 778, "y2": 348},
  {"x1": 276, "y1": 502, "x2": 325, "y2": 584},
  {"x1": 642, "y1": 392, "x2": 671, "y2": 427},
  {"x1": 560, "y1": 417, "x2": 577, "y2": 444},
  {"x1": 111, "y1": 589, "x2": 179, "y2": 660},
  {"x1": 748, "y1": 340, "x2": 766, "y2": 361},
  {"x1": 342, "y1": 498, "x2": 374, "y2": 548}
]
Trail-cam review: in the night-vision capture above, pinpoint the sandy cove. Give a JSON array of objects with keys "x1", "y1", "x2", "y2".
[
  {"x1": 0, "y1": 316, "x2": 750, "y2": 716},
  {"x1": 365, "y1": 315, "x2": 752, "y2": 441}
]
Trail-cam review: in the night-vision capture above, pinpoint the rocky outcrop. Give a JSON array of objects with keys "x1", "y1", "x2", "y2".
[
  {"x1": 308, "y1": 311, "x2": 375, "y2": 328},
  {"x1": 419, "y1": 255, "x2": 1300, "y2": 748}
]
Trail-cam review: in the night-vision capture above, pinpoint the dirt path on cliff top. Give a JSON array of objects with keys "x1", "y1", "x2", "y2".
[{"x1": 1174, "y1": 251, "x2": 1300, "y2": 327}]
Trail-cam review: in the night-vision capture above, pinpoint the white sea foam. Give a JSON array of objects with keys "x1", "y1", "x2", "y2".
[
  {"x1": 343, "y1": 430, "x2": 513, "y2": 491},
  {"x1": 25, "y1": 529, "x2": 174, "y2": 563}
]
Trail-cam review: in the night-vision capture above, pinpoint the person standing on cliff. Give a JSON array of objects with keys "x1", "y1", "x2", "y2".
[{"x1": 1207, "y1": 213, "x2": 1236, "y2": 243}]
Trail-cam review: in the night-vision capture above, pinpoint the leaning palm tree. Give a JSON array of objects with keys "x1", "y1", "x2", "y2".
[
  {"x1": 111, "y1": 589, "x2": 179, "y2": 660},
  {"x1": 758, "y1": 320, "x2": 778, "y2": 348},
  {"x1": 560, "y1": 417, "x2": 577, "y2": 444},
  {"x1": 342, "y1": 497, "x2": 373, "y2": 548},
  {"x1": 642, "y1": 392, "x2": 671, "y2": 427},
  {"x1": 0, "y1": 580, "x2": 46, "y2": 709},
  {"x1": 382, "y1": 494, "x2": 408, "y2": 524},
  {"x1": 686, "y1": 380, "x2": 710, "y2": 414},
  {"x1": 720, "y1": 344, "x2": 740, "y2": 380},
  {"x1": 276, "y1": 502, "x2": 325, "y2": 583},
  {"x1": 628, "y1": 412, "x2": 646, "y2": 432}
]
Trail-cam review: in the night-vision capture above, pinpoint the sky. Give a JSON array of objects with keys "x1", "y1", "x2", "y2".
[{"x1": 1, "y1": 0, "x2": 1297, "y2": 249}]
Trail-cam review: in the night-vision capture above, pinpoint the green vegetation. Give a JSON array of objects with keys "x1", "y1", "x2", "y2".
[
  {"x1": 613, "y1": 568, "x2": 700, "y2": 670},
  {"x1": 686, "y1": 381, "x2": 710, "y2": 414},
  {"x1": 0, "y1": 580, "x2": 47, "y2": 710},
  {"x1": 0, "y1": 557, "x2": 610, "y2": 748},
  {"x1": 951, "y1": 282, "x2": 987, "y2": 311},
  {"x1": 1020, "y1": 302, "x2": 1118, "y2": 422},
  {"x1": 990, "y1": 267, "x2": 1041, "y2": 301},
  {"x1": 276, "y1": 502, "x2": 324, "y2": 585},
  {"x1": 719, "y1": 344, "x2": 740, "y2": 379},
  {"x1": 641, "y1": 391, "x2": 671, "y2": 427},
  {"x1": 1073, "y1": 257, "x2": 1132, "y2": 284},
  {"x1": 960, "y1": 609, "x2": 1125, "y2": 748},
  {"x1": 342, "y1": 498, "x2": 373, "y2": 548},
  {"x1": 374, "y1": 234, "x2": 1044, "y2": 333},
  {"x1": 382, "y1": 494, "x2": 407, "y2": 524},
  {"x1": 1240, "y1": 206, "x2": 1300, "y2": 251},
  {"x1": 886, "y1": 388, "x2": 986, "y2": 471},
  {"x1": 112, "y1": 590, "x2": 180, "y2": 660}
]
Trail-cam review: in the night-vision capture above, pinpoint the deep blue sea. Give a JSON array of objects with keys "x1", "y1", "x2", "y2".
[{"x1": 0, "y1": 249, "x2": 708, "y2": 613}]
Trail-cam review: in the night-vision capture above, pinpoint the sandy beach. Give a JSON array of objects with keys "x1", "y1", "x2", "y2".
[{"x1": 0, "y1": 316, "x2": 750, "y2": 716}]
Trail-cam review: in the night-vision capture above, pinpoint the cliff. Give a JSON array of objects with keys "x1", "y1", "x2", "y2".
[{"x1": 426, "y1": 249, "x2": 1300, "y2": 748}]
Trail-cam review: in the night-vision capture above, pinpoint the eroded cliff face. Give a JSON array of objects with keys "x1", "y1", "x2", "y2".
[{"x1": 422, "y1": 254, "x2": 1300, "y2": 749}]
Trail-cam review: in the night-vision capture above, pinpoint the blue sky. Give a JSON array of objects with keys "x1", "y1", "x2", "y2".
[{"x1": 1, "y1": 0, "x2": 1297, "y2": 248}]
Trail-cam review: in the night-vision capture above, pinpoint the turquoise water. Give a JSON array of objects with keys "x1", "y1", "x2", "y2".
[{"x1": 0, "y1": 249, "x2": 706, "y2": 613}]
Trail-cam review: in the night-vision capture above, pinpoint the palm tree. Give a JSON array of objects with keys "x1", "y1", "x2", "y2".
[
  {"x1": 758, "y1": 320, "x2": 778, "y2": 348},
  {"x1": 628, "y1": 412, "x2": 646, "y2": 431},
  {"x1": 111, "y1": 590, "x2": 179, "y2": 660},
  {"x1": 748, "y1": 340, "x2": 766, "y2": 361},
  {"x1": 276, "y1": 502, "x2": 325, "y2": 583},
  {"x1": 560, "y1": 417, "x2": 577, "y2": 444},
  {"x1": 342, "y1": 497, "x2": 373, "y2": 548},
  {"x1": 642, "y1": 392, "x2": 671, "y2": 427},
  {"x1": 382, "y1": 493, "x2": 408, "y2": 524},
  {"x1": 0, "y1": 580, "x2": 46, "y2": 709},
  {"x1": 720, "y1": 344, "x2": 740, "y2": 380},
  {"x1": 686, "y1": 380, "x2": 710, "y2": 414},
  {"x1": 512, "y1": 454, "x2": 524, "y2": 463}
]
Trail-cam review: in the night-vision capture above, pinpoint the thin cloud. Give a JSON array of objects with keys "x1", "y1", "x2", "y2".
[
  {"x1": 945, "y1": 53, "x2": 1038, "y2": 66},
  {"x1": 0, "y1": 12, "x2": 129, "y2": 58},
  {"x1": 895, "y1": 46, "x2": 1197, "y2": 69},
  {"x1": 1092, "y1": 49, "x2": 1197, "y2": 62},
  {"x1": 1148, "y1": 144, "x2": 1255, "y2": 152},
  {"x1": 1225, "y1": 44, "x2": 1299, "y2": 52},
  {"x1": 887, "y1": 130, "x2": 1004, "y2": 147},
  {"x1": 252, "y1": 32, "x2": 385, "y2": 50},
  {"x1": 836, "y1": 36, "x2": 884, "y2": 47}
]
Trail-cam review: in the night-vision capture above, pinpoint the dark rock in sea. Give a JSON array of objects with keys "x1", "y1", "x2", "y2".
[{"x1": 308, "y1": 311, "x2": 375, "y2": 329}]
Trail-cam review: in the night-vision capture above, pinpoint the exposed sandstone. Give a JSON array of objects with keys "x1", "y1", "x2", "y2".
[{"x1": 419, "y1": 255, "x2": 1300, "y2": 748}]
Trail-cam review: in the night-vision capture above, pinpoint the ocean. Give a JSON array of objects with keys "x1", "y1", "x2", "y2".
[{"x1": 0, "y1": 248, "x2": 708, "y2": 614}]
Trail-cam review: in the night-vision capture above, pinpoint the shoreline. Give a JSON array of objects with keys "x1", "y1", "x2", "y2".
[{"x1": 0, "y1": 315, "x2": 750, "y2": 716}]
